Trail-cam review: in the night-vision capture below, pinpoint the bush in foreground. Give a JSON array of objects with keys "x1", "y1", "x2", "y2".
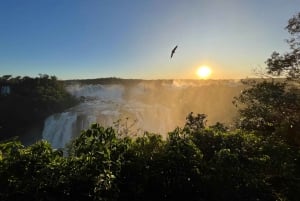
[{"x1": 0, "y1": 118, "x2": 300, "y2": 201}]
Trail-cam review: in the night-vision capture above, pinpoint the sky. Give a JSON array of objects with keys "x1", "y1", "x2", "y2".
[{"x1": 0, "y1": 0, "x2": 300, "y2": 80}]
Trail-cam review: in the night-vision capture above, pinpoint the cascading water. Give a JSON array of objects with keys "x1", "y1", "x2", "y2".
[
  {"x1": 42, "y1": 112, "x2": 77, "y2": 149},
  {"x1": 43, "y1": 84, "x2": 129, "y2": 148},
  {"x1": 42, "y1": 80, "x2": 243, "y2": 148}
]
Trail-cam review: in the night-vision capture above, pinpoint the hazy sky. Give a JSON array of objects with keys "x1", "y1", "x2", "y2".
[{"x1": 0, "y1": 0, "x2": 299, "y2": 80}]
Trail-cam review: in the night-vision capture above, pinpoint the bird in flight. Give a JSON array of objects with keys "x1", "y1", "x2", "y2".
[{"x1": 170, "y1": 45, "x2": 178, "y2": 59}]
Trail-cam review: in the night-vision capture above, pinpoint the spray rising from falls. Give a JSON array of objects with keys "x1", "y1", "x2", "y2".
[{"x1": 42, "y1": 80, "x2": 243, "y2": 148}]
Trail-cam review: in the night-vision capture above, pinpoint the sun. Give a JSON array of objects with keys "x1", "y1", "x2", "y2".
[{"x1": 197, "y1": 66, "x2": 212, "y2": 79}]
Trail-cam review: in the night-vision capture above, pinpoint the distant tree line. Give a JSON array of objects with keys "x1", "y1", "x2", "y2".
[
  {"x1": 0, "y1": 74, "x2": 79, "y2": 141},
  {"x1": 65, "y1": 77, "x2": 143, "y2": 86}
]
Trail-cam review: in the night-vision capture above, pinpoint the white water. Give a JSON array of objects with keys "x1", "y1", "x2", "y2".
[
  {"x1": 42, "y1": 112, "x2": 77, "y2": 149},
  {"x1": 42, "y1": 80, "x2": 243, "y2": 148}
]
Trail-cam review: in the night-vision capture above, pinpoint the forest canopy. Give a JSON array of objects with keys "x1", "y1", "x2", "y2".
[
  {"x1": 0, "y1": 75, "x2": 78, "y2": 141},
  {"x1": 0, "y1": 116, "x2": 299, "y2": 201}
]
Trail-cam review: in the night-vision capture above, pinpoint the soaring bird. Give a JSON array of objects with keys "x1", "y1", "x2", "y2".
[{"x1": 170, "y1": 45, "x2": 178, "y2": 58}]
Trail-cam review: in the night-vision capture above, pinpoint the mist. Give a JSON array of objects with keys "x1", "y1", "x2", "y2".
[{"x1": 42, "y1": 79, "x2": 244, "y2": 148}]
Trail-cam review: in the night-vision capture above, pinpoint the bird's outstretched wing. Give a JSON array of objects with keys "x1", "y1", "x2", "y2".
[{"x1": 170, "y1": 45, "x2": 178, "y2": 58}]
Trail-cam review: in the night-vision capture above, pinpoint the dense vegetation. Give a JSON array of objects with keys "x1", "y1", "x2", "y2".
[
  {"x1": 1, "y1": 115, "x2": 299, "y2": 201},
  {"x1": 234, "y1": 80, "x2": 300, "y2": 145},
  {"x1": 0, "y1": 12, "x2": 300, "y2": 201},
  {"x1": 0, "y1": 74, "x2": 78, "y2": 141}
]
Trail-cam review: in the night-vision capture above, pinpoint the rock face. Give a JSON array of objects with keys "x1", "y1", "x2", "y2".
[{"x1": 42, "y1": 80, "x2": 243, "y2": 148}]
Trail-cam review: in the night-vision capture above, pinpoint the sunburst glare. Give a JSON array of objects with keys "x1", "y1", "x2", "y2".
[{"x1": 197, "y1": 66, "x2": 212, "y2": 79}]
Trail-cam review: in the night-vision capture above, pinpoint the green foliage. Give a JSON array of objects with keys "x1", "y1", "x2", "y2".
[
  {"x1": 266, "y1": 12, "x2": 300, "y2": 80},
  {"x1": 233, "y1": 12, "x2": 300, "y2": 145},
  {"x1": 184, "y1": 112, "x2": 207, "y2": 132},
  {"x1": 67, "y1": 124, "x2": 127, "y2": 201},
  {"x1": 0, "y1": 75, "x2": 78, "y2": 140},
  {"x1": 243, "y1": 12, "x2": 300, "y2": 144},
  {"x1": 1, "y1": 114, "x2": 299, "y2": 201},
  {"x1": 118, "y1": 132, "x2": 166, "y2": 201},
  {"x1": 0, "y1": 139, "x2": 66, "y2": 200},
  {"x1": 234, "y1": 80, "x2": 300, "y2": 144}
]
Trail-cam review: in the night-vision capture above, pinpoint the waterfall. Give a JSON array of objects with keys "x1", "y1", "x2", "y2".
[
  {"x1": 42, "y1": 112, "x2": 77, "y2": 149},
  {"x1": 43, "y1": 111, "x2": 102, "y2": 149},
  {"x1": 42, "y1": 81, "x2": 243, "y2": 148}
]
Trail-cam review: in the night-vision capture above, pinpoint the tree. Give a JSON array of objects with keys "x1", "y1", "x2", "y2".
[
  {"x1": 68, "y1": 124, "x2": 125, "y2": 201},
  {"x1": 184, "y1": 112, "x2": 207, "y2": 132},
  {"x1": 1, "y1": 120, "x2": 300, "y2": 201},
  {"x1": 0, "y1": 75, "x2": 79, "y2": 141},
  {"x1": 234, "y1": 13, "x2": 300, "y2": 145},
  {"x1": 0, "y1": 139, "x2": 66, "y2": 200},
  {"x1": 0, "y1": 75, "x2": 12, "y2": 81},
  {"x1": 266, "y1": 12, "x2": 300, "y2": 81},
  {"x1": 234, "y1": 80, "x2": 300, "y2": 144}
]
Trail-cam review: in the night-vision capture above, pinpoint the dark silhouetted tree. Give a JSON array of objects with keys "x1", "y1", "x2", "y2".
[
  {"x1": 266, "y1": 12, "x2": 300, "y2": 81},
  {"x1": 234, "y1": 12, "x2": 300, "y2": 145}
]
